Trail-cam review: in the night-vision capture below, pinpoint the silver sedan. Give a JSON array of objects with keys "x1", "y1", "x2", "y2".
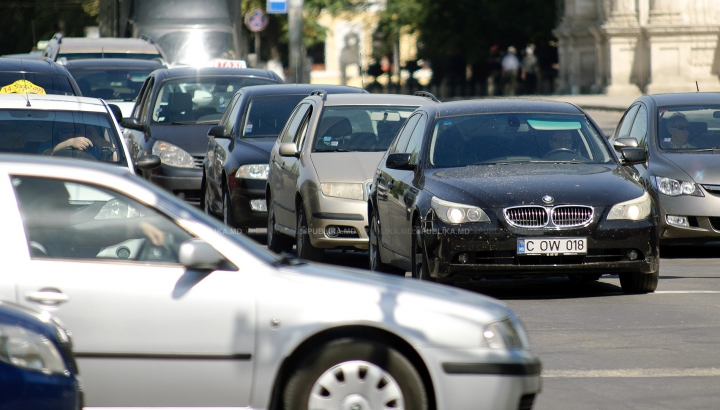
[{"x1": 0, "y1": 154, "x2": 541, "y2": 410}]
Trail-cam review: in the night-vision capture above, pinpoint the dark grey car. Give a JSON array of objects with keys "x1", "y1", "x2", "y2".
[{"x1": 610, "y1": 92, "x2": 720, "y2": 245}]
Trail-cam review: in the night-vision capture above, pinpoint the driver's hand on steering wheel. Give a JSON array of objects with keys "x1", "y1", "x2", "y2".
[
  {"x1": 52, "y1": 137, "x2": 94, "y2": 153},
  {"x1": 140, "y1": 221, "x2": 165, "y2": 247}
]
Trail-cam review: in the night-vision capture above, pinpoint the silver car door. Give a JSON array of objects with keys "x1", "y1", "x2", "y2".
[{"x1": 7, "y1": 175, "x2": 256, "y2": 408}]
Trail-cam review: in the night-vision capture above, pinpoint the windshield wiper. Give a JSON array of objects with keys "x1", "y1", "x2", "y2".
[
  {"x1": 685, "y1": 148, "x2": 720, "y2": 153},
  {"x1": 270, "y1": 252, "x2": 305, "y2": 267}
]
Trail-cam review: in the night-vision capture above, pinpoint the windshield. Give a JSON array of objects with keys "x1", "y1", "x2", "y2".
[
  {"x1": 0, "y1": 73, "x2": 75, "y2": 96},
  {"x1": 657, "y1": 105, "x2": 720, "y2": 151},
  {"x1": 152, "y1": 76, "x2": 278, "y2": 125},
  {"x1": 242, "y1": 95, "x2": 306, "y2": 138},
  {"x1": 155, "y1": 31, "x2": 235, "y2": 66},
  {"x1": 313, "y1": 105, "x2": 418, "y2": 152},
  {"x1": 66, "y1": 67, "x2": 157, "y2": 101},
  {"x1": 0, "y1": 109, "x2": 128, "y2": 167},
  {"x1": 429, "y1": 113, "x2": 613, "y2": 167}
]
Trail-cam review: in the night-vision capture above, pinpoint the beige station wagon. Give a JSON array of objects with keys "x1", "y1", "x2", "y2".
[{"x1": 266, "y1": 91, "x2": 439, "y2": 260}]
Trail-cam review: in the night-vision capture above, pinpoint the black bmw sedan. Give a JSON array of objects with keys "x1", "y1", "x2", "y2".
[
  {"x1": 121, "y1": 67, "x2": 282, "y2": 205},
  {"x1": 203, "y1": 84, "x2": 362, "y2": 232},
  {"x1": 369, "y1": 99, "x2": 660, "y2": 293}
]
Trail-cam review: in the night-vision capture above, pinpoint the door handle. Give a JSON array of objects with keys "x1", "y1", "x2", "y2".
[{"x1": 25, "y1": 290, "x2": 69, "y2": 306}]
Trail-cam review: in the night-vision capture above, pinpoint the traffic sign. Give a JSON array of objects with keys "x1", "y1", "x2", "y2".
[
  {"x1": 245, "y1": 9, "x2": 269, "y2": 32},
  {"x1": 267, "y1": 0, "x2": 287, "y2": 14}
]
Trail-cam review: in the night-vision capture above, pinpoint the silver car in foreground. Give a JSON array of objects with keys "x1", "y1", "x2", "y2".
[{"x1": 0, "y1": 154, "x2": 541, "y2": 410}]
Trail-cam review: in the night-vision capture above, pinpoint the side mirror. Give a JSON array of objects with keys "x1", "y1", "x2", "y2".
[
  {"x1": 107, "y1": 104, "x2": 123, "y2": 123},
  {"x1": 208, "y1": 125, "x2": 230, "y2": 139},
  {"x1": 386, "y1": 153, "x2": 414, "y2": 170},
  {"x1": 613, "y1": 137, "x2": 638, "y2": 151},
  {"x1": 179, "y1": 238, "x2": 224, "y2": 270},
  {"x1": 135, "y1": 154, "x2": 161, "y2": 179},
  {"x1": 279, "y1": 142, "x2": 299, "y2": 157},
  {"x1": 621, "y1": 147, "x2": 647, "y2": 165},
  {"x1": 121, "y1": 117, "x2": 144, "y2": 131}
]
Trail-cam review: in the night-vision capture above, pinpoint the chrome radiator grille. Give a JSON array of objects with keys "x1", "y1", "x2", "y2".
[
  {"x1": 504, "y1": 206, "x2": 548, "y2": 227},
  {"x1": 551, "y1": 206, "x2": 593, "y2": 227}
]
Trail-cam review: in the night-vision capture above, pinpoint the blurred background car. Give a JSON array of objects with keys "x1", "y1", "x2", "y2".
[
  {"x1": 203, "y1": 84, "x2": 364, "y2": 233},
  {"x1": 0, "y1": 300, "x2": 82, "y2": 410},
  {"x1": 64, "y1": 58, "x2": 167, "y2": 118},
  {"x1": 0, "y1": 154, "x2": 541, "y2": 410},
  {"x1": 0, "y1": 58, "x2": 81, "y2": 96},
  {"x1": 121, "y1": 67, "x2": 282, "y2": 205},
  {"x1": 266, "y1": 92, "x2": 439, "y2": 260},
  {"x1": 41, "y1": 33, "x2": 166, "y2": 63},
  {"x1": 610, "y1": 92, "x2": 720, "y2": 247},
  {"x1": 369, "y1": 99, "x2": 659, "y2": 293}
]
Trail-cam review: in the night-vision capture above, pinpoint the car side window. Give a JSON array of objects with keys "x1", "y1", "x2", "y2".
[
  {"x1": 132, "y1": 77, "x2": 153, "y2": 120},
  {"x1": 628, "y1": 105, "x2": 648, "y2": 149},
  {"x1": 293, "y1": 107, "x2": 314, "y2": 148},
  {"x1": 12, "y1": 176, "x2": 195, "y2": 264},
  {"x1": 614, "y1": 104, "x2": 640, "y2": 140},
  {"x1": 222, "y1": 94, "x2": 243, "y2": 136},
  {"x1": 389, "y1": 114, "x2": 421, "y2": 154},
  {"x1": 404, "y1": 115, "x2": 427, "y2": 165},
  {"x1": 280, "y1": 103, "x2": 310, "y2": 143},
  {"x1": 138, "y1": 78, "x2": 156, "y2": 122}
]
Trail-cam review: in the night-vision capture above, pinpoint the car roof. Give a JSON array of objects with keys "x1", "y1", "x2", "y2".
[
  {"x1": 0, "y1": 93, "x2": 109, "y2": 112},
  {"x1": 153, "y1": 66, "x2": 283, "y2": 81},
  {"x1": 56, "y1": 37, "x2": 162, "y2": 54},
  {"x1": 644, "y1": 92, "x2": 720, "y2": 107},
  {"x1": 63, "y1": 58, "x2": 167, "y2": 69},
  {"x1": 319, "y1": 93, "x2": 438, "y2": 106},
  {"x1": 238, "y1": 83, "x2": 364, "y2": 97},
  {"x1": 0, "y1": 58, "x2": 69, "y2": 75},
  {"x1": 426, "y1": 98, "x2": 585, "y2": 117}
]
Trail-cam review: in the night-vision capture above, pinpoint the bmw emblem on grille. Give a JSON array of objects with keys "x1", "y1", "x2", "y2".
[{"x1": 542, "y1": 195, "x2": 554, "y2": 204}]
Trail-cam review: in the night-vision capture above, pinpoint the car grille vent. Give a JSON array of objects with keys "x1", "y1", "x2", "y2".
[
  {"x1": 551, "y1": 206, "x2": 593, "y2": 227},
  {"x1": 193, "y1": 156, "x2": 204, "y2": 169},
  {"x1": 504, "y1": 206, "x2": 548, "y2": 227},
  {"x1": 702, "y1": 184, "x2": 720, "y2": 196}
]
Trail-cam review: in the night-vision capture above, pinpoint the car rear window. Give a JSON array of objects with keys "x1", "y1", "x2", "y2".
[
  {"x1": 66, "y1": 67, "x2": 158, "y2": 101},
  {"x1": 0, "y1": 73, "x2": 76, "y2": 96},
  {"x1": 241, "y1": 95, "x2": 306, "y2": 138}
]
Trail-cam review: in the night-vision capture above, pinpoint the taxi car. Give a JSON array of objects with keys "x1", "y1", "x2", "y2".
[
  {"x1": 369, "y1": 99, "x2": 660, "y2": 293},
  {"x1": 0, "y1": 154, "x2": 542, "y2": 410},
  {"x1": 610, "y1": 92, "x2": 720, "y2": 246},
  {"x1": 121, "y1": 67, "x2": 282, "y2": 205},
  {"x1": 266, "y1": 92, "x2": 439, "y2": 259}
]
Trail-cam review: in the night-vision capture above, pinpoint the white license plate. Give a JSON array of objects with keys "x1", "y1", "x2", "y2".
[{"x1": 517, "y1": 237, "x2": 587, "y2": 255}]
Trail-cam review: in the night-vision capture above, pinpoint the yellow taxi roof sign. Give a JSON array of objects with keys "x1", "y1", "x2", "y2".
[{"x1": 0, "y1": 79, "x2": 46, "y2": 95}]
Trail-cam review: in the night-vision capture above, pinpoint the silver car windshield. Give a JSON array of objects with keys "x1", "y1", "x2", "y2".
[
  {"x1": 429, "y1": 113, "x2": 613, "y2": 167},
  {"x1": 0, "y1": 109, "x2": 127, "y2": 166},
  {"x1": 313, "y1": 105, "x2": 418, "y2": 153},
  {"x1": 658, "y1": 106, "x2": 720, "y2": 151}
]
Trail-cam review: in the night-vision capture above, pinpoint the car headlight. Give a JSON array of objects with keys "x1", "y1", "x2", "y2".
[
  {"x1": 607, "y1": 192, "x2": 652, "y2": 221},
  {"x1": 483, "y1": 319, "x2": 526, "y2": 349},
  {"x1": 152, "y1": 140, "x2": 195, "y2": 168},
  {"x1": 0, "y1": 323, "x2": 68, "y2": 375},
  {"x1": 235, "y1": 164, "x2": 270, "y2": 180},
  {"x1": 95, "y1": 198, "x2": 144, "y2": 219},
  {"x1": 651, "y1": 176, "x2": 704, "y2": 197},
  {"x1": 321, "y1": 183, "x2": 364, "y2": 200},
  {"x1": 431, "y1": 196, "x2": 490, "y2": 224}
]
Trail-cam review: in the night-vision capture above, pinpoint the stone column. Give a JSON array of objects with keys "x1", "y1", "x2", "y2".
[
  {"x1": 554, "y1": 0, "x2": 600, "y2": 94},
  {"x1": 599, "y1": 0, "x2": 644, "y2": 95}
]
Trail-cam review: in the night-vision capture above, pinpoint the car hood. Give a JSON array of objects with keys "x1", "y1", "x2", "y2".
[
  {"x1": 149, "y1": 124, "x2": 215, "y2": 156},
  {"x1": 659, "y1": 152, "x2": 720, "y2": 184},
  {"x1": 425, "y1": 163, "x2": 645, "y2": 208},
  {"x1": 236, "y1": 137, "x2": 276, "y2": 157},
  {"x1": 311, "y1": 152, "x2": 385, "y2": 183}
]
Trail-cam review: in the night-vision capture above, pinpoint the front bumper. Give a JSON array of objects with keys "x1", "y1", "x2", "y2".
[
  {"x1": 421, "y1": 214, "x2": 659, "y2": 280},
  {"x1": 230, "y1": 178, "x2": 267, "y2": 229},
  {"x1": 151, "y1": 164, "x2": 202, "y2": 205},
  {"x1": 655, "y1": 191, "x2": 720, "y2": 245},
  {"x1": 306, "y1": 194, "x2": 369, "y2": 250}
]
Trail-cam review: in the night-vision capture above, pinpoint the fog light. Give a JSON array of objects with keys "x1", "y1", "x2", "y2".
[
  {"x1": 176, "y1": 192, "x2": 185, "y2": 200},
  {"x1": 458, "y1": 253, "x2": 469, "y2": 264},
  {"x1": 250, "y1": 199, "x2": 267, "y2": 212},
  {"x1": 627, "y1": 250, "x2": 638, "y2": 261},
  {"x1": 666, "y1": 215, "x2": 689, "y2": 227},
  {"x1": 326, "y1": 226, "x2": 339, "y2": 238}
]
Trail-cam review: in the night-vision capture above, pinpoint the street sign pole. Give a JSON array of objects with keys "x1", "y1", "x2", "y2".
[{"x1": 288, "y1": 0, "x2": 303, "y2": 83}]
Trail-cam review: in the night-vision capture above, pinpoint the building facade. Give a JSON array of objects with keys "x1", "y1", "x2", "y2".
[{"x1": 555, "y1": 0, "x2": 720, "y2": 95}]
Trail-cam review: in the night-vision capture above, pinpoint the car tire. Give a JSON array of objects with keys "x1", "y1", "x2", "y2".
[
  {"x1": 296, "y1": 204, "x2": 323, "y2": 261},
  {"x1": 267, "y1": 203, "x2": 293, "y2": 254},
  {"x1": 369, "y1": 209, "x2": 405, "y2": 275},
  {"x1": 202, "y1": 175, "x2": 212, "y2": 216},
  {"x1": 411, "y1": 219, "x2": 433, "y2": 281},
  {"x1": 619, "y1": 270, "x2": 659, "y2": 294},
  {"x1": 222, "y1": 187, "x2": 235, "y2": 227},
  {"x1": 282, "y1": 338, "x2": 428, "y2": 410}
]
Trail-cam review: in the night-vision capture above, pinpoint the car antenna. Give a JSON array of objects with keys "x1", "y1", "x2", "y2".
[
  {"x1": 21, "y1": 66, "x2": 30, "y2": 107},
  {"x1": 696, "y1": 81, "x2": 700, "y2": 92}
]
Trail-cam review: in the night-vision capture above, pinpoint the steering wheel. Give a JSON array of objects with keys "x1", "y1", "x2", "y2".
[
  {"x1": 52, "y1": 147, "x2": 97, "y2": 160},
  {"x1": 544, "y1": 148, "x2": 576, "y2": 157}
]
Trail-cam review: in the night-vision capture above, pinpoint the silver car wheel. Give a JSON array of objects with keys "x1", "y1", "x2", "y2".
[{"x1": 308, "y1": 360, "x2": 404, "y2": 410}]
